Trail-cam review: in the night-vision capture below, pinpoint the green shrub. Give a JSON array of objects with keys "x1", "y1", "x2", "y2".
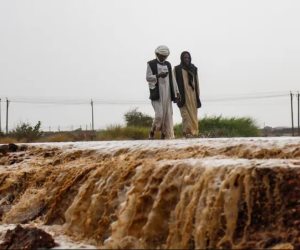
[
  {"x1": 175, "y1": 116, "x2": 260, "y2": 138},
  {"x1": 3, "y1": 115, "x2": 259, "y2": 143},
  {"x1": 174, "y1": 123, "x2": 183, "y2": 138},
  {"x1": 10, "y1": 121, "x2": 43, "y2": 142},
  {"x1": 97, "y1": 116, "x2": 260, "y2": 141},
  {"x1": 124, "y1": 108, "x2": 153, "y2": 127},
  {"x1": 199, "y1": 116, "x2": 260, "y2": 137}
]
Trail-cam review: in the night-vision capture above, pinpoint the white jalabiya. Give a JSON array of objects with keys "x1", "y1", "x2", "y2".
[{"x1": 146, "y1": 62, "x2": 179, "y2": 139}]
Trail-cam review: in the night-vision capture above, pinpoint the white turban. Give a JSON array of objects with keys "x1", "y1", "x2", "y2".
[{"x1": 155, "y1": 45, "x2": 170, "y2": 56}]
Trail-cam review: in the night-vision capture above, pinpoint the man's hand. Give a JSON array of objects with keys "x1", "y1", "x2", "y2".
[{"x1": 157, "y1": 72, "x2": 168, "y2": 78}]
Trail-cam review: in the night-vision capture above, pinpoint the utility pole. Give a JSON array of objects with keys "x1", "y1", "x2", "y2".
[
  {"x1": 290, "y1": 92, "x2": 295, "y2": 136},
  {"x1": 6, "y1": 98, "x2": 9, "y2": 134},
  {"x1": 91, "y1": 99, "x2": 94, "y2": 131},
  {"x1": 298, "y1": 92, "x2": 300, "y2": 136},
  {"x1": 0, "y1": 98, "x2": 2, "y2": 133}
]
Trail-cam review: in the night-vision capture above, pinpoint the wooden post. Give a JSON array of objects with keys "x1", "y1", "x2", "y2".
[
  {"x1": 298, "y1": 92, "x2": 300, "y2": 136},
  {"x1": 0, "y1": 98, "x2": 2, "y2": 133},
  {"x1": 91, "y1": 99, "x2": 94, "y2": 131},
  {"x1": 290, "y1": 92, "x2": 294, "y2": 136},
  {"x1": 6, "y1": 98, "x2": 9, "y2": 134}
]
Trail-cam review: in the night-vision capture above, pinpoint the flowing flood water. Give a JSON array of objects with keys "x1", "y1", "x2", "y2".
[{"x1": 0, "y1": 138, "x2": 299, "y2": 249}]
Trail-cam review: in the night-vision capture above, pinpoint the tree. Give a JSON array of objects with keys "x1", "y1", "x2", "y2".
[
  {"x1": 11, "y1": 121, "x2": 43, "y2": 142},
  {"x1": 124, "y1": 108, "x2": 153, "y2": 127}
]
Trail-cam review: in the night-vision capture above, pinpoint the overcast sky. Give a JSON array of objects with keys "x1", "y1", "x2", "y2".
[{"x1": 1, "y1": 0, "x2": 300, "y2": 130}]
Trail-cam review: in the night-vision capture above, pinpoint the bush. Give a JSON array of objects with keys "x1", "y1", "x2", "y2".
[
  {"x1": 124, "y1": 108, "x2": 153, "y2": 127},
  {"x1": 175, "y1": 116, "x2": 260, "y2": 138},
  {"x1": 173, "y1": 124, "x2": 183, "y2": 138},
  {"x1": 199, "y1": 116, "x2": 260, "y2": 137},
  {"x1": 10, "y1": 121, "x2": 43, "y2": 142},
  {"x1": 174, "y1": 116, "x2": 260, "y2": 137}
]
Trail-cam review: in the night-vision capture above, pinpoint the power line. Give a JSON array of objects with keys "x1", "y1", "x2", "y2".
[
  {"x1": 204, "y1": 93, "x2": 287, "y2": 102},
  {"x1": 2, "y1": 90, "x2": 299, "y2": 133},
  {"x1": 2, "y1": 91, "x2": 290, "y2": 106},
  {"x1": 11, "y1": 99, "x2": 88, "y2": 105}
]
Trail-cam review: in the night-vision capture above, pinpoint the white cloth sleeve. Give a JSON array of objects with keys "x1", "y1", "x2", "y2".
[{"x1": 146, "y1": 63, "x2": 157, "y2": 90}]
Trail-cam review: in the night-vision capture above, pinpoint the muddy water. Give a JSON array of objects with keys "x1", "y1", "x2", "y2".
[{"x1": 0, "y1": 138, "x2": 299, "y2": 249}]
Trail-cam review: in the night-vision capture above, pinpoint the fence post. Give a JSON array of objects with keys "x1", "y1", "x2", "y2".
[
  {"x1": 91, "y1": 99, "x2": 94, "y2": 131},
  {"x1": 297, "y1": 92, "x2": 300, "y2": 136},
  {"x1": 6, "y1": 98, "x2": 9, "y2": 134},
  {"x1": 290, "y1": 92, "x2": 295, "y2": 136},
  {"x1": 0, "y1": 98, "x2": 2, "y2": 133}
]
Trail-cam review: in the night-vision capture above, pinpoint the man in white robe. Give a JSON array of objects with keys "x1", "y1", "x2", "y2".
[{"x1": 146, "y1": 45, "x2": 179, "y2": 139}]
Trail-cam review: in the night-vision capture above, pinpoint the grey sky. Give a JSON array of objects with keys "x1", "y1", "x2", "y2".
[{"x1": 0, "y1": 0, "x2": 300, "y2": 130}]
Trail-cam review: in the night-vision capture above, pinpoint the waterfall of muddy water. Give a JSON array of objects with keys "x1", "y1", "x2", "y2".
[{"x1": 0, "y1": 138, "x2": 300, "y2": 249}]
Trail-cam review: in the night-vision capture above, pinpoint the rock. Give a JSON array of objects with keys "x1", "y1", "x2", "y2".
[
  {"x1": 0, "y1": 224, "x2": 57, "y2": 250},
  {"x1": 0, "y1": 144, "x2": 18, "y2": 155},
  {"x1": 8, "y1": 144, "x2": 18, "y2": 152},
  {"x1": 19, "y1": 145, "x2": 28, "y2": 151},
  {"x1": 0, "y1": 145, "x2": 9, "y2": 155}
]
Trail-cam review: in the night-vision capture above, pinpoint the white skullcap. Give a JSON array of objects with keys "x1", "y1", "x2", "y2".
[{"x1": 155, "y1": 45, "x2": 170, "y2": 56}]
